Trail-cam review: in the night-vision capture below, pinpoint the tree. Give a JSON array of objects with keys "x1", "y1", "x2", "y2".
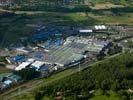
[
  {"x1": 111, "y1": 81, "x2": 120, "y2": 91},
  {"x1": 13, "y1": 67, "x2": 40, "y2": 80}
]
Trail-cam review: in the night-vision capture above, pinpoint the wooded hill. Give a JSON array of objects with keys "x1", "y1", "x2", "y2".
[{"x1": 33, "y1": 52, "x2": 133, "y2": 100}]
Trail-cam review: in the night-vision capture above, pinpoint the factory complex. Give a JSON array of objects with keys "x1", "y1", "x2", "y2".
[
  {"x1": 6, "y1": 35, "x2": 110, "y2": 76},
  {"x1": 0, "y1": 25, "x2": 115, "y2": 92}
]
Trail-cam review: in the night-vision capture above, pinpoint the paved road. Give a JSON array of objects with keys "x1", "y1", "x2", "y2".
[{"x1": 0, "y1": 53, "x2": 121, "y2": 100}]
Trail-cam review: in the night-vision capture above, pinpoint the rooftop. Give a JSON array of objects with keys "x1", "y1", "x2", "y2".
[
  {"x1": 15, "y1": 62, "x2": 31, "y2": 71},
  {"x1": 31, "y1": 61, "x2": 45, "y2": 69}
]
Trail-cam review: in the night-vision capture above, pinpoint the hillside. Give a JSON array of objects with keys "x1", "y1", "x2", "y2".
[{"x1": 11, "y1": 52, "x2": 133, "y2": 100}]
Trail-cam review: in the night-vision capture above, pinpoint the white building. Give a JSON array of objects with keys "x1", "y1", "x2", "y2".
[
  {"x1": 16, "y1": 47, "x2": 29, "y2": 54},
  {"x1": 27, "y1": 58, "x2": 35, "y2": 63},
  {"x1": 15, "y1": 62, "x2": 31, "y2": 71},
  {"x1": 79, "y1": 29, "x2": 93, "y2": 33},
  {"x1": 31, "y1": 61, "x2": 45, "y2": 70},
  {"x1": 94, "y1": 25, "x2": 107, "y2": 30}
]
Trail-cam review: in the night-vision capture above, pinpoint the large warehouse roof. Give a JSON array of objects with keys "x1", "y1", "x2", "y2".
[
  {"x1": 31, "y1": 61, "x2": 45, "y2": 69},
  {"x1": 15, "y1": 62, "x2": 31, "y2": 71}
]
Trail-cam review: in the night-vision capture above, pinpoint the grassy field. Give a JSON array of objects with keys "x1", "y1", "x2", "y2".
[
  {"x1": 65, "y1": 12, "x2": 133, "y2": 25},
  {"x1": 90, "y1": 2, "x2": 125, "y2": 10}
]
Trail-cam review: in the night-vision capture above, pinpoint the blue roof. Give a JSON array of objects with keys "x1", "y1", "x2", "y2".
[
  {"x1": 40, "y1": 66, "x2": 49, "y2": 71},
  {"x1": 52, "y1": 38, "x2": 63, "y2": 46},
  {"x1": 34, "y1": 52, "x2": 43, "y2": 60},
  {"x1": 52, "y1": 30, "x2": 62, "y2": 36},
  {"x1": 14, "y1": 55, "x2": 26, "y2": 62},
  {"x1": 33, "y1": 31, "x2": 50, "y2": 41}
]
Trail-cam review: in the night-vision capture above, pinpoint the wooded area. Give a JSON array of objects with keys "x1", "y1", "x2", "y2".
[{"x1": 33, "y1": 52, "x2": 133, "y2": 100}]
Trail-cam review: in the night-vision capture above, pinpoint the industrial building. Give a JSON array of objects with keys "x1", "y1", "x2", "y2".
[
  {"x1": 32, "y1": 36, "x2": 109, "y2": 67},
  {"x1": 8, "y1": 36, "x2": 110, "y2": 75},
  {"x1": 31, "y1": 61, "x2": 45, "y2": 70},
  {"x1": 0, "y1": 73, "x2": 22, "y2": 91},
  {"x1": 79, "y1": 25, "x2": 108, "y2": 34},
  {"x1": 79, "y1": 29, "x2": 93, "y2": 33},
  {"x1": 15, "y1": 62, "x2": 31, "y2": 71}
]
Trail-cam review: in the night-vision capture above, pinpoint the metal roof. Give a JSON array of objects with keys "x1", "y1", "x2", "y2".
[
  {"x1": 15, "y1": 62, "x2": 31, "y2": 71},
  {"x1": 79, "y1": 30, "x2": 93, "y2": 33},
  {"x1": 4, "y1": 80, "x2": 12, "y2": 85},
  {"x1": 31, "y1": 61, "x2": 45, "y2": 69}
]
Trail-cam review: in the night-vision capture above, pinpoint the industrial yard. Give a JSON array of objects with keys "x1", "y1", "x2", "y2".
[
  {"x1": 0, "y1": 22, "x2": 133, "y2": 95},
  {"x1": 0, "y1": 24, "x2": 114, "y2": 93},
  {"x1": 7, "y1": 35, "x2": 110, "y2": 71}
]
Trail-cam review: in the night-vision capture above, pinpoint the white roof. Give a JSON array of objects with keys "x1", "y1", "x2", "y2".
[
  {"x1": 31, "y1": 61, "x2": 45, "y2": 69},
  {"x1": 16, "y1": 47, "x2": 29, "y2": 53},
  {"x1": 95, "y1": 25, "x2": 106, "y2": 30},
  {"x1": 98, "y1": 26, "x2": 102, "y2": 29},
  {"x1": 95, "y1": 25, "x2": 99, "y2": 30},
  {"x1": 4, "y1": 80, "x2": 12, "y2": 85},
  {"x1": 27, "y1": 58, "x2": 35, "y2": 63},
  {"x1": 15, "y1": 62, "x2": 31, "y2": 71},
  {"x1": 79, "y1": 30, "x2": 93, "y2": 33},
  {"x1": 101, "y1": 25, "x2": 106, "y2": 29}
]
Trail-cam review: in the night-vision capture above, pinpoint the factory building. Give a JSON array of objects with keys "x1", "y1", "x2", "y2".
[
  {"x1": 6, "y1": 55, "x2": 27, "y2": 64},
  {"x1": 15, "y1": 62, "x2": 31, "y2": 71},
  {"x1": 79, "y1": 25, "x2": 108, "y2": 34},
  {"x1": 79, "y1": 29, "x2": 93, "y2": 35},
  {"x1": 10, "y1": 35, "x2": 110, "y2": 76},
  {"x1": 0, "y1": 73, "x2": 22, "y2": 91},
  {"x1": 31, "y1": 61, "x2": 45, "y2": 71},
  {"x1": 94, "y1": 25, "x2": 107, "y2": 30},
  {"x1": 93, "y1": 25, "x2": 108, "y2": 33}
]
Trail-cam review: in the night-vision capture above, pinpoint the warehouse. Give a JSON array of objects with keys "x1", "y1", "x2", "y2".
[
  {"x1": 79, "y1": 29, "x2": 93, "y2": 35},
  {"x1": 15, "y1": 62, "x2": 31, "y2": 71},
  {"x1": 6, "y1": 55, "x2": 27, "y2": 64},
  {"x1": 31, "y1": 61, "x2": 45, "y2": 70}
]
